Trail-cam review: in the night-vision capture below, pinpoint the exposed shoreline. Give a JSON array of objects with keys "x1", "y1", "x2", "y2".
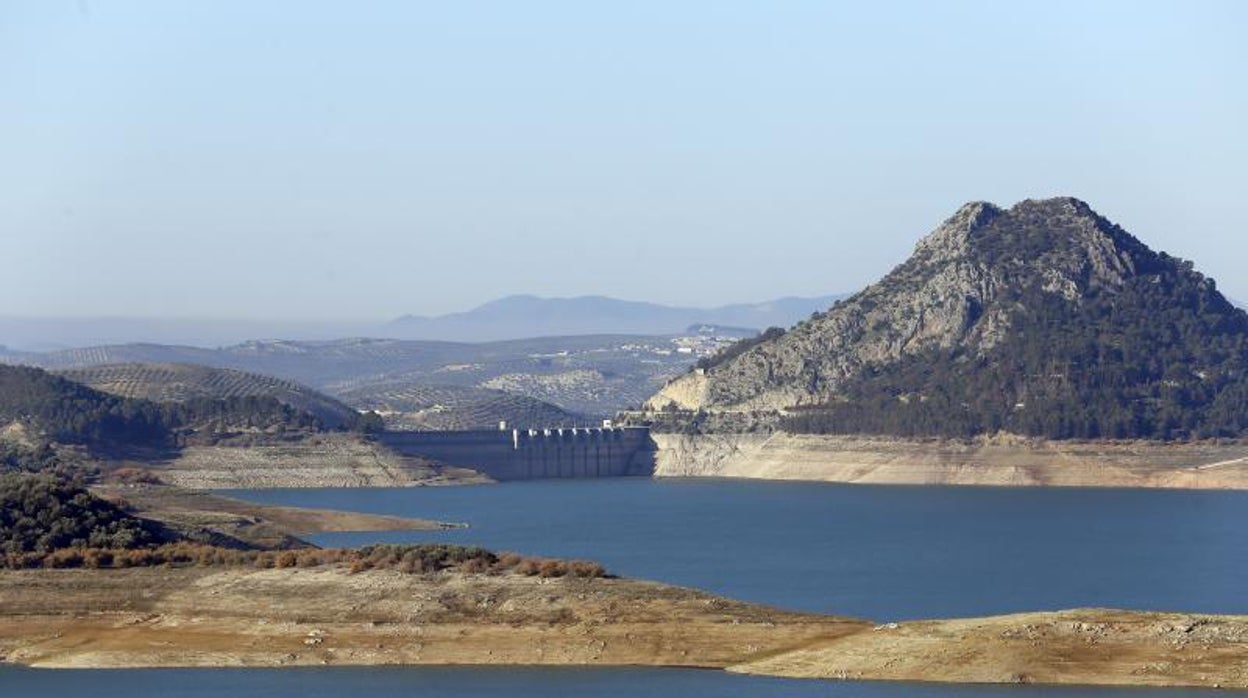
[
  {"x1": 94, "y1": 485, "x2": 463, "y2": 549},
  {"x1": 0, "y1": 567, "x2": 1245, "y2": 689},
  {"x1": 147, "y1": 433, "x2": 489, "y2": 489},
  {"x1": 732, "y1": 608, "x2": 1248, "y2": 688},
  {"x1": 651, "y1": 432, "x2": 1248, "y2": 490},
  {"x1": 120, "y1": 427, "x2": 1248, "y2": 491}
]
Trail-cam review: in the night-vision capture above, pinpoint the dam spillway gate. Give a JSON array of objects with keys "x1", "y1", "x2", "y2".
[{"x1": 378, "y1": 426, "x2": 654, "y2": 481}]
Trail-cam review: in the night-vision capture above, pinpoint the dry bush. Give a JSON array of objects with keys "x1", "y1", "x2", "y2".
[
  {"x1": 566, "y1": 560, "x2": 606, "y2": 578},
  {"x1": 462, "y1": 557, "x2": 490, "y2": 574},
  {"x1": 537, "y1": 559, "x2": 567, "y2": 578},
  {"x1": 4, "y1": 552, "x2": 43, "y2": 569},
  {"x1": 398, "y1": 551, "x2": 420, "y2": 574},
  {"x1": 296, "y1": 549, "x2": 337, "y2": 568},
  {"x1": 495, "y1": 552, "x2": 524, "y2": 569},
  {"x1": 83, "y1": 549, "x2": 114, "y2": 569},
  {"x1": 42, "y1": 548, "x2": 84, "y2": 569},
  {"x1": 123, "y1": 549, "x2": 155, "y2": 567},
  {"x1": 514, "y1": 558, "x2": 542, "y2": 576}
]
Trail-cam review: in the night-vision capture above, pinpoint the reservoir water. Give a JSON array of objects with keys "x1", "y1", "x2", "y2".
[
  {"x1": 0, "y1": 664, "x2": 1228, "y2": 698},
  {"x1": 8, "y1": 478, "x2": 1245, "y2": 696},
  {"x1": 230, "y1": 478, "x2": 1248, "y2": 620},
  {"x1": 0, "y1": 664, "x2": 1226, "y2": 697}
]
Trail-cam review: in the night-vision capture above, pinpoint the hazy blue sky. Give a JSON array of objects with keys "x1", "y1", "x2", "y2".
[{"x1": 3, "y1": 1, "x2": 1245, "y2": 321}]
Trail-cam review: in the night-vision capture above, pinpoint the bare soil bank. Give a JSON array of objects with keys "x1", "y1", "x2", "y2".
[
  {"x1": 0, "y1": 567, "x2": 862, "y2": 670},
  {"x1": 0, "y1": 568, "x2": 1245, "y2": 689},
  {"x1": 652, "y1": 432, "x2": 1248, "y2": 489},
  {"x1": 731, "y1": 608, "x2": 1248, "y2": 689}
]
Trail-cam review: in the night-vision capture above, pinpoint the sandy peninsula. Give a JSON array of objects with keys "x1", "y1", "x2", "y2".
[{"x1": 100, "y1": 485, "x2": 463, "y2": 539}]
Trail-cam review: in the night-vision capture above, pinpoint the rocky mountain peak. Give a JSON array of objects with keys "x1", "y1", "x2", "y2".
[
  {"x1": 906, "y1": 197, "x2": 1157, "y2": 299},
  {"x1": 912, "y1": 200, "x2": 1001, "y2": 262},
  {"x1": 991, "y1": 198, "x2": 1152, "y2": 291},
  {"x1": 646, "y1": 198, "x2": 1241, "y2": 435}
]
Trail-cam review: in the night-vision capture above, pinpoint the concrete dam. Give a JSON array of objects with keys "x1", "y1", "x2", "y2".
[{"x1": 379, "y1": 426, "x2": 654, "y2": 481}]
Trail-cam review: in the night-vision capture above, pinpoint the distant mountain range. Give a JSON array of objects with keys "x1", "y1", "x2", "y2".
[
  {"x1": 0, "y1": 317, "x2": 375, "y2": 353},
  {"x1": 0, "y1": 295, "x2": 843, "y2": 351},
  {"x1": 385, "y1": 294, "x2": 843, "y2": 342}
]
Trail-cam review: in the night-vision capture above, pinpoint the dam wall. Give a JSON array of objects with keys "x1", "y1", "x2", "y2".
[{"x1": 379, "y1": 426, "x2": 654, "y2": 481}]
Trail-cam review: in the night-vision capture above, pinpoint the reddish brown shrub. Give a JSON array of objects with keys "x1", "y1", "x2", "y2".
[
  {"x1": 42, "y1": 549, "x2": 84, "y2": 569},
  {"x1": 462, "y1": 557, "x2": 490, "y2": 574},
  {"x1": 495, "y1": 552, "x2": 524, "y2": 569},
  {"x1": 537, "y1": 559, "x2": 566, "y2": 578},
  {"x1": 515, "y1": 558, "x2": 541, "y2": 576},
  {"x1": 566, "y1": 560, "x2": 606, "y2": 578}
]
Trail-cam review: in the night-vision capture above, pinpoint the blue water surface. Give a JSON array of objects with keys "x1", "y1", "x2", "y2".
[
  {"x1": 0, "y1": 665, "x2": 1225, "y2": 698},
  {"x1": 227, "y1": 478, "x2": 1248, "y2": 621},
  {"x1": 9, "y1": 478, "x2": 1245, "y2": 696}
]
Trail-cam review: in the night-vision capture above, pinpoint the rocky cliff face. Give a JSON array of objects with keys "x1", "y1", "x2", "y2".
[{"x1": 646, "y1": 197, "x2": 1245, "y2": 441}]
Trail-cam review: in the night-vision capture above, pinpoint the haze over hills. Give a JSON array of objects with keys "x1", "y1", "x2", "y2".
[
  {"x1": 0, "y1": 295, "x2": 838, "y2": 352},
  {"x1": 385, "y1": 295, "x2": 842, "y2": 342},
  {"x1": 648, "y1": 197, "x2": 1248, "y2": 441},
  {"x1": 0, "y1": 318, "x2": 375, "y2": 353},
  {"x1": 1, "y1": 335, "x2": 714, "y2": 417},
  {"x1": 333, "y1": 382, "x2": 587, "y2": 431},
  {"x1": 51, "y1": 362, "x2": 589, "y2": 434},
  {"x1": 0, "y1": 293, "x2": 824, "y2": 422}
]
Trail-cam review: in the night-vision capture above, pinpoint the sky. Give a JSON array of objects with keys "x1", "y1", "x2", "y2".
[{"x1": 2, "y1": 0, "x2": 1246, "y2": 321}]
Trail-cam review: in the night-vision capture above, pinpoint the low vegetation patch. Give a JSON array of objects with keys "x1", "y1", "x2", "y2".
[
  {"x1": 0, "y1": 471, "x2": 607, "y2": 577},
  {"x1": 345, "y1": 544, "x2": 606, "y2": 578},
  {"x1": 1, "y1": 541, "x2": 607, "y2": 578}
]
